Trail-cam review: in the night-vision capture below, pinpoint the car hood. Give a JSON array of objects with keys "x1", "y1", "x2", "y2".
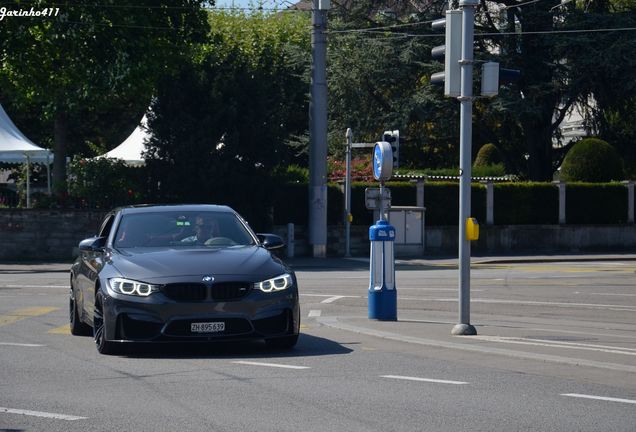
[{"x1": 107, "y1": 246, "x2": 287, "y2": 283}]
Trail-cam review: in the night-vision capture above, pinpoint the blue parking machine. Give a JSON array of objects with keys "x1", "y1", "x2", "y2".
[{"x1": 368, "y1": 219, "x2": 397, "y2": 321}]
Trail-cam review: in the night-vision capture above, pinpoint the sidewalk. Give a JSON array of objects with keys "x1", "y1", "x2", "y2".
[
  {"x1": 2, "y1": 252, "x2": 635, "y2": 272},
  {"x1": 286, "y1": 252, "x2": 636, "y2": 270}
]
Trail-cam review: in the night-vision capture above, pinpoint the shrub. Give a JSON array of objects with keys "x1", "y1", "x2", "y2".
[
  {"x1": 566, "y1": 183, "x2": 627, "y2": 224},
  {"x1": 474, "y1": 143, "x2": 502, "y2": 167},
  {"x1": 67, "y1": 157, "x2": 147, "y2": 209},
  {"x1": 494, "y1": 183, "x2": 558, "y2": 224},
  {"x1": 560, "y1": 138, "x2": 624, "y2": 182}
]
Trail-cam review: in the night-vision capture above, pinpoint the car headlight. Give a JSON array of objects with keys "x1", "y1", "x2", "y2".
[
  {"x1": 108, "y1": 277, "x2": 160, "y2": 297},
  {"x1": 254, "y1": 273, "x2": 292, "y2": 293}
]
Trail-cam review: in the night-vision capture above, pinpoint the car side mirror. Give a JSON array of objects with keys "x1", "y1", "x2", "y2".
[
  {"x1": 257, "y1": 234, "x2": 285, "y2": 250},
  {"x1": 78, "y1": 236, "x2": 106, "y2": 252}
]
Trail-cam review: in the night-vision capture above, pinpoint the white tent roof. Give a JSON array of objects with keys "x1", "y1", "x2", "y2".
[
  {"x1": 0, "y1": 103, "x2": 53, "y2": 163},
  {"x1": 97, "y1": 114, "x2": 148, "y2": 166}
]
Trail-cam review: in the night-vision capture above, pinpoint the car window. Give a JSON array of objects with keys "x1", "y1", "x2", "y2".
[
  {"x1": 113, "y1": 211, "x2": 256, "y2": 248},
  {"x1": 98, "y1": 214, "x2": 115, "y2": 238}
]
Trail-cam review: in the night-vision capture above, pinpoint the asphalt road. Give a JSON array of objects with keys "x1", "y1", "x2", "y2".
[{"x1": 1, "y1": 258, "x2": 635, "y2": 431}]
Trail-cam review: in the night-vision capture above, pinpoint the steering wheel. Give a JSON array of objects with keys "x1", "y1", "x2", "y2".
[{"x1": 204, "y1": 237, "x2": 237, "y2": 246}]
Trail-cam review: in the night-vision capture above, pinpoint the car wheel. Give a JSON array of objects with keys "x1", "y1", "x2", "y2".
[
  {"x1": 69, "y1": 285, "x2": 91, "y2": 336},
  {"x1": 93, "y1": 293, "x2": 119, "y2": 355},
  {"x1": 265, "y1": 334, "x2": 299, "y2": 350}
]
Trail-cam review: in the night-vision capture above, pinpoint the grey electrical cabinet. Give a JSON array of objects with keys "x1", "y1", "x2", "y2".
[{"x1": 387, "y1": 206, "x2": 426, "y2": 256}]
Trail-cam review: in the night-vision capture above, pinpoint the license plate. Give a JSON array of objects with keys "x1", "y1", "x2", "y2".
[{"x1": 191, "y1": 322, "x2": 225, "y2": 333}]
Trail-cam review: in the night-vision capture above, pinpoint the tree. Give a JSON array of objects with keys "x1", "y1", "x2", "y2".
[
  {"x1": 145, "y1": 10, "x2": 310, "y2": 228},
  {"x1": 326, "y1": 0, "x2": 636, "y2": 180},
  {"x1": 0, "y1": 0, "x2": 210, "y2": 194},
  {"x1": 327, "y1": 1, "x2": 462, "y2": 168},
  {"x1": 476, "y1": 0, "x2": 636, "y2": 180}
]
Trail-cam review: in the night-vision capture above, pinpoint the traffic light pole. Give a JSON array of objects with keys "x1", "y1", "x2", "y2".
[
  {"x1": 309, "y1": 0, "x2": 329, "y2": 258},
  {"x1": 345, "y1": 128, "x2": 353, "y2": 257},
  {"x1": 452, "y1": 0, "x2": 478, "y2": 336}
]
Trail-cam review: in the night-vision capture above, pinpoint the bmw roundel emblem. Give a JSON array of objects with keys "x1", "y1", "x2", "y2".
[{"x1": 202, "y1": 275, "x2": 215, "y2": 283}]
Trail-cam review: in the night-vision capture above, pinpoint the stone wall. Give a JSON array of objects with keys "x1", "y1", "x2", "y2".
[
  {"x1": 0, "y1": 210, "x2": 106, "y2": 261},
  {"x1": 1, "y1": 209, "x2": 635, "y2": 261}
]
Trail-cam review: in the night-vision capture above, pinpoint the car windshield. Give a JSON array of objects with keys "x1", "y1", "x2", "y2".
[{"x1": 113, "y1": 211, "x2": 256, "y2": 248}]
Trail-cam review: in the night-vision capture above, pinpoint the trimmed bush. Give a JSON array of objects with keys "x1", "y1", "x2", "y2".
[
  {"x1": 474, "y1": 143, "x2": 502, "y2": 167},
  {"x1": 560, "y1": 138, "x2": 624, "y2": 182}
]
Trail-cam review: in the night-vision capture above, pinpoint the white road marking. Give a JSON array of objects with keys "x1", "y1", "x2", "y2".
[
  {"x1": 526, "y1": 327, "x2": 636, "y2": 340},
  {"x1": 398, "y1": 288, "x2": 484, "y2": 292},
  {"x1": 308, "y1": 310, "x2": 322, "y2": 318},
  {"x1": 0, "y1": 342, "x2": 44, "y2": 347},
  {"x1": 561, "y1": 393, "x2": 636, "y2": 405},
  {"x1": 0, "y1": 407, "x2": 87, "y2": 421},
  {"x1": 587, "y1": 293, "x2": 636, "y2": 297},
  {"x1": 463, "y1": 335, "x2": 636, "y2": 356},
  {"x1": 302, "y1": 294, "x2": 361, "y2": 299},
  {"x1": 381, "y1": 375, "x2": 468, "y2": 385},
  {"x1": 233, "y1": 361, "x2": 310, "y2": 370},
  {"x1": 321, "y1": 296, "x2": 347, "y2": 304},
  {"x1": 404, "y1": 297, "x2": 636, "y2": 312}
]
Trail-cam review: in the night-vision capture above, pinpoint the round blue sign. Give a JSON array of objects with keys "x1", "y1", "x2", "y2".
[{"x1": 372, "y1": 141, "x2": 393, "y2": 181}]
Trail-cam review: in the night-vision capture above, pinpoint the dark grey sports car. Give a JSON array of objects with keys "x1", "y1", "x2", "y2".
[{"x1": 70, "y1": 204, "x2": 300, "y2": 355}]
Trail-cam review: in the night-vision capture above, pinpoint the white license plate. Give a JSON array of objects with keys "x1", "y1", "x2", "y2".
[{"x1": 191, "y1": 322, "x2": 225, "y2": 333}]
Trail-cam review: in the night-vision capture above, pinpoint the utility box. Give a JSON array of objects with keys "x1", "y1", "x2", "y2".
[{"x1": 387, "y1": 206, "x2": 426, "y2": 256}]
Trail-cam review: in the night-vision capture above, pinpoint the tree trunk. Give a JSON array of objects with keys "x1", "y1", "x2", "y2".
[
  {"x1": 524, "y1": 114, "x2": 555, "y2": 181},
  {"x1": 52, "y1": 110, "x2": 68, "y2": 195}
]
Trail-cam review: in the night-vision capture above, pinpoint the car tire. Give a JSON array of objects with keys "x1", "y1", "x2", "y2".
[
  {"x1": 265, "y1": 334, "x2": 299, "y2": 350},
  {"x1": 93, "y1": 293, "x2": 119, "y2": 355},
  {"x1": 69, "y1": 285, "x2": 92, "y2": 336}
]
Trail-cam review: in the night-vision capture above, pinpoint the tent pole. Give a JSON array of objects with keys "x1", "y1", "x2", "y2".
[
  {"x1": 26, "y1": 154, "x2": 31, "y2": 208},
  {"x1": 46, "y1": 154, "x2": 51, "y2": 196}
]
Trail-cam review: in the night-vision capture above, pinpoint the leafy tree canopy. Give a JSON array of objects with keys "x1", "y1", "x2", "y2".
[
  {"x1": 145, "y1": 10, "x2": 311, "y2": 228},
  {"x1": 0, "y1": 0, "x2": 210, "y2": 191}
]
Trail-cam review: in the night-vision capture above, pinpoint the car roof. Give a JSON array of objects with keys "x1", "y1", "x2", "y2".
[{"x1": 117, "y1": 204, "x2": 235, "y2": 215}]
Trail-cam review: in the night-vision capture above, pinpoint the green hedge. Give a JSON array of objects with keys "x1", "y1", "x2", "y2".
[
  {"x1": 493, "y1": 183, "x2": 558, "y2": 225},
  {"x1": 270, "y1": 181, "x2": 631, "y2": 227},
  {"x1": 566, "y1": 183, "x2": 628, "y2": 224}
]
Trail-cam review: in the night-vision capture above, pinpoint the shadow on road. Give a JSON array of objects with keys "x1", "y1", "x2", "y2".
[{"x1": 119, "y1": 333, "x2": 353, "y2": 359}]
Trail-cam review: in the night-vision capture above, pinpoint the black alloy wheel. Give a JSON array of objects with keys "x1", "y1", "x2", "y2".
[{"x1": 69, "y1": 284, "x2": 91, "y2": 336}]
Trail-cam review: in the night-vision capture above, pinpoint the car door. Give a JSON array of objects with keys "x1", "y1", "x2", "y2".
[{"x1": 77, "y1": 213, "x2": 116, "y2": 322}]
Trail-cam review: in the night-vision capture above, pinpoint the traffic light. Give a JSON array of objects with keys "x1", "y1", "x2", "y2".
[
  {"x1": 430, "y1": 10, "x2": 462, "y2": 97},
  {"x1": 382, "y1": 130, "x2": 400, "y2": 168},
  {"x1": 481, "y1": 62, "x2": 521, "y2": 97}
]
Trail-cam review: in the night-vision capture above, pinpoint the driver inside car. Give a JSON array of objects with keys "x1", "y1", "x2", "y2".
[{"x1": 180, "y1": 216, "x2": 218, "y2": 245}]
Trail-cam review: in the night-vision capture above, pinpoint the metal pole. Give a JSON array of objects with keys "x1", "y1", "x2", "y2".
[
  {"x1": 452, "y1": 0, "x2": 478, "y2": 336},
  {"x1": 26, "y1": 154, "x2": 31, "y2": 209},
  {"x1": 46, "y1": 154, "x2": 52, "y2": 196},
  {"x1": 345, "y1": 128, "x2": 352, "y2": 257},
  {"x1": 308, "y1": 0, "x2": 329, "y2": 258}
]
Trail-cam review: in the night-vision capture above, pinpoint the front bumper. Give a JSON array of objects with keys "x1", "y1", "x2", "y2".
[{"x1": 101, "y1": 286, "x2": 300, "y2": 343}]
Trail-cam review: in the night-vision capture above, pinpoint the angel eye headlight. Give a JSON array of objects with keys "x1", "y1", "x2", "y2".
[
  {"x1": 254, "y1": 273, "x2": 292, "y2": 293},
  {"x1": 109, "y1": 278, "x2": 160, "y2": 297}
]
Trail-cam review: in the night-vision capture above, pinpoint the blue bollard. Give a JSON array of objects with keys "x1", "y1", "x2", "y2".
[{"x1": 368, "y1": 219, "x2": 397, "y2": 321}]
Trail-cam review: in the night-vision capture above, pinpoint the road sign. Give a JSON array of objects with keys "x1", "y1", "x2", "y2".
[
  {"x1": 365, "y1": 187, "x2": 391, "y2": 210},
  {"x1": 373, "y1": 141, "x2": 393, "y2": 181}
]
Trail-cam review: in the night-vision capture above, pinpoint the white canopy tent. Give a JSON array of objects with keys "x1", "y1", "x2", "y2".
[
  {"x1": 0, "y1": 103, "x2": 53, "y2": 207},
  {"x1": 97, "y1": 114, "x2": 148, "y2": 166}
]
